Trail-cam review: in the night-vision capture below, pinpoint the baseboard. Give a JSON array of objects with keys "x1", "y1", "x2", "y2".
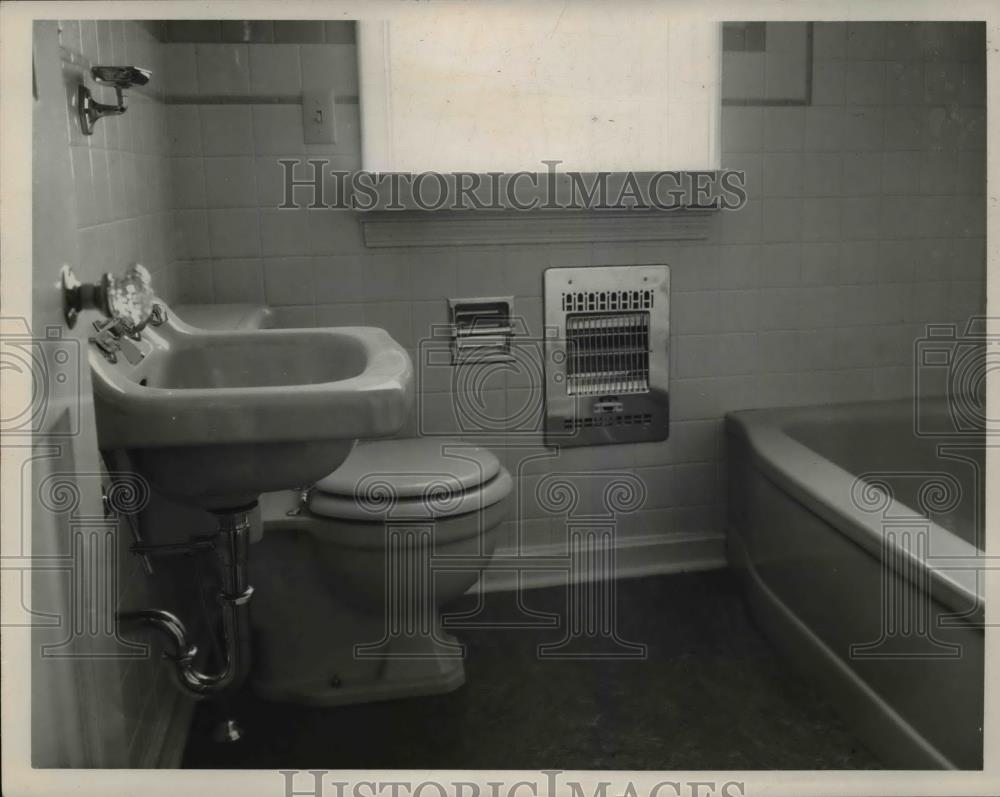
[{"x1": 475, "y1": 530, "x2": 726, "y2": 593}]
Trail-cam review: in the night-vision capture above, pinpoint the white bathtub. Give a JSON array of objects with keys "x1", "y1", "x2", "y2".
[{"x1": 726, "y1": 398, "x2": 984, "y2": 769}]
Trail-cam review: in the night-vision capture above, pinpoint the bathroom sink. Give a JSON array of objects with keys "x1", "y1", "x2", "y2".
[{"x1": 89, "y1": 313, "x2": 413, "y2": 509}]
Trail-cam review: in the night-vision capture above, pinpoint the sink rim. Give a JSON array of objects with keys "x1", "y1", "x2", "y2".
[
  {"x1": 142, "y1": 327, "x2": 370, "y2": 391},
  {"x1": 91, "y1": 321, "x2": 414, "y2": 450},
  {"x1": 107, "y1": 326, "x2": 385, "y2": 392}
]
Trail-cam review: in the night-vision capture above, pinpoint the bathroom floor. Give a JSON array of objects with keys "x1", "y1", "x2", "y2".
[{"x1": 182, "y1": 569, "x2": 881, "y2": 770}]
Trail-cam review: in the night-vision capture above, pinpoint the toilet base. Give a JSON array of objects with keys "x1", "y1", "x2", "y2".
[
  {"x1": 251, "y1": 630, "x2": 467, "y2": 707},
  {"x1": 249, "y1": 527, "x2": 471, "y2": 707},
  {"x1": 249, "y1": 491, "x2": 505, "y2": 709}
]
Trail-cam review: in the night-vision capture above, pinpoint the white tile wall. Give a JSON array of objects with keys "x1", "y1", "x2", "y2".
[
  {"x1": 56, "y1": 19, "x2": 190, "y2": 765},
  {"x1": 249, "y1": 44, "x2": 301, "y2": 94},
  {"x1": 163, "y1": 41, "x2": 357, "y2": 98},
  {"x1": 195, "y1": 43, "x2": 250, "y2": 95},
  {"x1": 161, "y1": 23, "x2": 986, "y2": 555}
]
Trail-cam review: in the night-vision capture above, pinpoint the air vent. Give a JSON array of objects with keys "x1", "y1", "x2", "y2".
[
  {"x1": 448, "y1": 296, "x2": 513, "y2": 364},
  {"x1": 544, "y1": 266, "x2": 670, "y2": 447},
  {"x1": 562, "y1": 289, "x2": 654, "y2": 313},
  {"x1": 563, "y1": 413, "x2": 653, "y2": 430}
]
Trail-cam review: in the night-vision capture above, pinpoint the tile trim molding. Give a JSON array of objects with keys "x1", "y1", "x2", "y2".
[
  {"x1": 164, "y1": 93, "x2": 359, "y2": 105},
  {"x1": 360, "y1": 209, "x2": 718, "y2": 248},
  {"x1": 477, "y1": 531, "x2": 727, "y2": 593}
]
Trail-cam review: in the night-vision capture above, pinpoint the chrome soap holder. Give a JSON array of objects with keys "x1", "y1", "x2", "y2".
[{"x1": 78, "y1": 65, "x2": 152, "y2": 136}]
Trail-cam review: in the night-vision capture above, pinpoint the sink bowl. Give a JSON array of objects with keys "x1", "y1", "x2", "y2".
[{"x1": 90, "y1": 311, "x2": 414, "y2": 509}]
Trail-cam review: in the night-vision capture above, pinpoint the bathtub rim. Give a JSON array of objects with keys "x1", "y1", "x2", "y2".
[{"x1": 725, "y1": 398, "x2": 984, "y2": 621}]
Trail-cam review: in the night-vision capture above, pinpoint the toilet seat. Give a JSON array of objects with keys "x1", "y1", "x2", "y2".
[{"x1": 308, "y1": 438, "x2": 510, "y2": 521}]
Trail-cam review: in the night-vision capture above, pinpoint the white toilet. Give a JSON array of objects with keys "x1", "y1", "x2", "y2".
[{"x1": 248, "y1": 437, "x2": 512, "y2": 706}]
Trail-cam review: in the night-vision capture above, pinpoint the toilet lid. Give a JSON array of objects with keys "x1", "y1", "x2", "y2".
[
  {"x1": 312, "y1": 438, "x2": 502, "y2": 500},
  {"x1": 309, "y1": 466, "x2": 512, "y2": 522}
]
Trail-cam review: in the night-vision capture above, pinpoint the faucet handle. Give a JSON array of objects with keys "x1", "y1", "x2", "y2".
[
  {"x1": 106, "y1": 264, "x2": 155, "y2": 330},
  {"x1": 61, "y1": 263, "x2": 156, "y2": 330}
]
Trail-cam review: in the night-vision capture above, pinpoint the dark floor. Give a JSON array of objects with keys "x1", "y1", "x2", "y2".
[{"x1": 182, "y1": 570, "x2": 881, "y2": 769}]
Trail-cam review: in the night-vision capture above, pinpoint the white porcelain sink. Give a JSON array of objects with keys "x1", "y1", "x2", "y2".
[{"x1": 89, "y1": 312, "x2": 413, "y2": 509}]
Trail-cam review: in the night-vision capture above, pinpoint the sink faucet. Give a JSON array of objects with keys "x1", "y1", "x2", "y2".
[{"x1": 60, "y1": 263, "x2": 164, "y2": 331}]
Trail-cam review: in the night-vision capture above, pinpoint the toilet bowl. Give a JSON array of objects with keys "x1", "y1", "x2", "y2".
[{"x1": 249, "y1": 437, "x2": 512, "y2": 706}]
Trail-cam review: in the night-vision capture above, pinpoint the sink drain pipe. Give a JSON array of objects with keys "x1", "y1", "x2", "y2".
[{"x1": 119, "y1": 508, "x2": 254, "y2": 698}]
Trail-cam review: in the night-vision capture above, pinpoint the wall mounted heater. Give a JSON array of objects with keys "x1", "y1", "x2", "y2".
[{"x1": 543, "y1": 265, "x2": 670, "y2": 447}]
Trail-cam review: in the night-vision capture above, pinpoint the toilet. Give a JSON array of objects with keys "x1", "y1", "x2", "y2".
[{"x1": 248, "y1": 437, "x2": 512, "y2": 706}]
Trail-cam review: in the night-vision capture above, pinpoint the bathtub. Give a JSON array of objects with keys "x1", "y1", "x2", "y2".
[{"x1": 726, "y1": 398, "x2": 984, "y2": 769}]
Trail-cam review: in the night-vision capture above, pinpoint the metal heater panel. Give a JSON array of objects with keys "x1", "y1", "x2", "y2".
[{"x1": 544, "y1": 265, "x2": 669, "y2": 447}]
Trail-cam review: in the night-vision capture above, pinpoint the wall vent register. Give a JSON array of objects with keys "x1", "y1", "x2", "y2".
[{"x1": 544, "y1": 266, "x2": 669, "y2": 447}]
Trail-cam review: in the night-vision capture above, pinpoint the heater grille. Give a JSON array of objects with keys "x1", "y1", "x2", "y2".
[
  {"x1": 544, "y1": 265, "x2": 670, "y2": 447},
  {"x1": 565, "y1": 312, "x2": 650, "y2": 396}
]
